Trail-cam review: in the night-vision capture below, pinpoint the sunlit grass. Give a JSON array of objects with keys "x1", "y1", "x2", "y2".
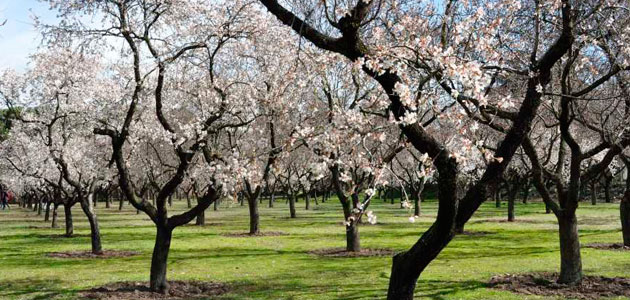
[{"x1": 0, "y1": 196, "x2": 627, "y2": 299}]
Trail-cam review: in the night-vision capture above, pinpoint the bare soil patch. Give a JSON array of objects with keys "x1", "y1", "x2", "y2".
[
  {"x1": 80, "y1": 281, "x2": 229, "y2": 299},
  {"x1": 585, "y1": 243, "x2": 630, "y2": 251},
  {"x1": 308, "y1": 247, "x2": 395, "y2": 258},
  {"x1": 221, "y1": 231, "x2": 287, "y2": 237},
  {"x1": 488, "y1": 272, "x2": 630, "y2": 299},
  {"x1": 47, "y1": 250, "x2": 140, "y2": 259}
]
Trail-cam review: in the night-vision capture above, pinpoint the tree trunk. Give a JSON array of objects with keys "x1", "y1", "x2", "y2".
[
  {"x1": 213, "y1": 197, "x2": 219, "y2": 211},
  {"x1": 387, "y1": 224, "x2": 456, "y2": 300},
  {"x1": 186, "y1": 193, "x2": 192, "y2": 208},
  {"x1": 289, "y1": 194, "x2": 296, "y2": 218},
  {"x1": 64, "y1": 203, "x2": 74, "y2": 237},
  {"x1": 44, "y1": 201, "x2": 51, "y2": 222},
  {"x1": 51, "y1": 203, "x2": 59, "y2": 228},
  {"x1": 168, "y1": 195, "x2": 173, "y2": 207},
  {"x1": 196, "y1": 203, "x2": 205, "y2": 226},
  {"x1": 495, "y1": 189, "x2": 501, "y2": 208},
  {"x1": 604, "y1": 177, "x2": 612, "y2": 203},
  {"x1": 621, "y1": 191, "x2": 630, "y2": 247},
  {"x1": 557, "y1": 211, "x2": 583, "y2": 285},
  {"x1": 390, "y1": 189, "x2": 395, "y2": 204},
  {"x1": 522, "y1": 184, "x2": 530, "y2": 204},
  {"x1": 305, "y1": 189, "x2": 310, "y2": 210},
  {"x1": 37, "y1": 200, "x2": 42, "y2": 215},
  {"x1": 269, "y1": 192, "x2": 274, "y2": 208},
  {"x1": 80, "y1": 196, "x2": 103, "y2": 255},
  {"x1": 105, "y1": 194, "x2": 111, "y2": 208},
  {"x1": 346, "y1": 223, "x2": 360, "y2": 252},
  {"x1": 507, "y1": 193, "x2": 515, "y2": 222},
  {"x1": 150, "y1": 225, "x2": 173, "y2": 294},
  {"x1": 248, "y1": 196, "x2": 260, "y2": 235},
  {"x1": 119, "y1": 196, "x2": 124, "y2": 211}
]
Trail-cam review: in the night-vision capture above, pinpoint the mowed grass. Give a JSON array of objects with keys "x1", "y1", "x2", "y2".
[{"x1": 0, "y1": 196, "x2": 628, "y2": 300}]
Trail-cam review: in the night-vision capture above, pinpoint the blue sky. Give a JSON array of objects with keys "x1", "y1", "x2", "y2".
[{"x1": 0, "y1": 0, "x2": 58, "y2": 70}]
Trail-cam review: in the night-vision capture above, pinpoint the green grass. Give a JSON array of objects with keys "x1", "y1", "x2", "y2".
[{"x1": 0, "y1": 197, "x2": 628, "y2": 299}]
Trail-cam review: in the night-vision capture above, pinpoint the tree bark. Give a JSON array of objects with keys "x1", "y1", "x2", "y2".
[
  {"x1": 495, "y1": 188, "x2": 501, "y2": 208},
  {"x1": 105, "y1": 193, "x2": 111, "y2": 208},
  {"x1": 44, "y1": 201, "x2": 51, "y2": 222},
  {"x1": 522, "y1": 182, "x2": 530, "y2": 204},
  {"x1": 346, "y1": 223, "x2": 360, "y2": 252},
  {"x1": 507, "y1": 193, "x2": 515, "y2": 222},
  {"x1": 305, "y1": 189, "x2": 310, "y2": 210},
  {"x1": 119, "y1": 196, "x2": 124, "y2": 211},
  {"x1": 557, "y1": 210, "x2": 583, "y2": 285},
  {"x1": 289, "y1": 194, "x2": 296, "y2": 218},
  {"x1": 621, "y1": 190, "x2": 630, "y2": 247},
  {"x1": 80, "y1": 195, "x2": 103, "y2": 255},
  {"x1": 213, "y1": 197, "x2": 219, "y2": 211},
  {"x1": 51, "y1": 203, "x2": 59, "y2": 228},
  {"x1": 604, "y1": 177, "x2": 612, "y2": 203},
  {"x1": 196, "y1": 207, "x2": 205, "y2": 226},
  {"x1": 150, "y1": 225, "x2": 173, "y2": 293},
  {"x1": 248, "y1": 196, "x2": 260, "y2": 234},
  {"x1": 64, "y1": 203, "x2": 74, "y2": 237},
  {"x1": 590, "y1": 181, "x2": 597, "y2": 205},
  {"x1": 269, "y1": 192, "x2": 275, "y2": 208}
]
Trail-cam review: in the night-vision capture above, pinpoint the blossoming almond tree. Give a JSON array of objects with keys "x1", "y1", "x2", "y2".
[
  {"x1": 0, "y1": 50, "x2": 111, "y2": 253},
  {"x1": 42, "y1": 0, "x2": 284, "y2": 292},
  {"x1": 257, "y1": 0, "x2": 577, "y2": 298}
]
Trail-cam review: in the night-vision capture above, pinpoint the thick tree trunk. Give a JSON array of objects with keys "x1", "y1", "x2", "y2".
[
  {"x1": 64, "y1": 203, "x2": 74, "y2": 237},
  {"x1": 621, "y1": 191, "x2": 630, "y2": 247},
  {"x1": 105, "y1": 193, "x2": 111, "y2": 208},
  {"x1": 387, "y1": 224, "x2": 456, "y2": 300},
  {"x1": 213, "y1": 197, "x2": 219, "y2": 211},
  {"x1": 248, "y1": 196, "x2": 260, "y2": 235},
  {"x1": 289, "y1": 194, "x2": 296, "y2": 218},
  {"x1": 51, "y1": 203, "x2": 59, "y2": 228},
  {"x1": 186, "y1": 193, "x2": 191, "y2": 208},
  {"x1": 150, "y1": 225, "x2": 173, "y2": 293},
  {"x1": 590, "y1": 181, "x2": 597, "y2": 205},
  {"x1": 37, "y1": 200, "x2": 42, "y2": 215},
  {"x1": 346, "y1": 223, "x2": 360, "y2": 252},
  {"x1": 269, "y1": 193, "x2": 274, "y2": 208},
  {"x1": 119, "y1": 196, "x2": 124, "y2": 211},
  {"x1": 557, "y1": 211, "x2": 583, "y2": 285}
]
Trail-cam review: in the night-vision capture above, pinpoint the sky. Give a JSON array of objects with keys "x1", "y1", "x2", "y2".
[{"x1": 0, "y1": 0, "x2": 58, "y2": 71}]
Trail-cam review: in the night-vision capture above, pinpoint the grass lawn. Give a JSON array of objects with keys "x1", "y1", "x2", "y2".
[{"x1": 0, "y1": 197, "x2": 628, "y2": 299}]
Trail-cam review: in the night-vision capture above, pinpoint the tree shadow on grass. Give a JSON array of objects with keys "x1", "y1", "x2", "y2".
[{"x1": 0, "y1": 278, "x2": 73, "y2": 300}]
